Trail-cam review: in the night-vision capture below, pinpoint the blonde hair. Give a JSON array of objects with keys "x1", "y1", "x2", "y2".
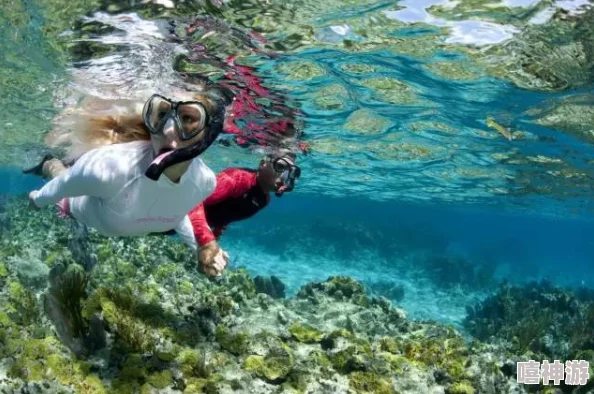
[{"x1": 47, "y1": 82, "x2": 232, "y2": 163}]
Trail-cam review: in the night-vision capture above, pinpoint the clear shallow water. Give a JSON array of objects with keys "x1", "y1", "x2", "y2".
[
  {"x1": 1, "y1": 0, "x2": 594, "y2": 332},
  {"x1": 220, "y1": 192, "x2": 594, "y2": 325}
]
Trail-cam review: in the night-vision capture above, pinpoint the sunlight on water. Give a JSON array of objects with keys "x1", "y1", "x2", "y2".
[
  {"x1": 385, "y1": 0, "x2": 520, "y2": 45},
  {"x1": 0, "y1": 3, "x2": 66, "y2": 164},
  {"x1": 66, "y1": 12, "x2": 185, "y2": 101},
  {"x1": 2, "y1": 0, "x2": 593, "y2": 215}
]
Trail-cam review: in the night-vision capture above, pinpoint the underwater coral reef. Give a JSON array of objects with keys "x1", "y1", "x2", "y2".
[
  {"x1": 465, "y1": 280, "x2": 594, "y2": 394},
  {"x1": 0, "y1": 196, "x2": 592, "y2": 394}
]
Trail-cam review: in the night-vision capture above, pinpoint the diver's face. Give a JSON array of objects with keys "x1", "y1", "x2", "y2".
[
  {"x1": 258, "y1": 157, "x2": 299, "y2": 196},
  {"x1": 149, "y1": 117, "x2": 207, "y2": 157},
  {"x1": 143, "y1": 93, "x2": 213, "y2": 158},
  {"x1": 141, "y1": 84, "x2": 232, "y2": 183}
]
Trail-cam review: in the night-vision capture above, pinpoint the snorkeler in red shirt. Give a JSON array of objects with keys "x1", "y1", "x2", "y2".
[{"x1": 188, "y1": 152, "x2": 301, "y2": 273}]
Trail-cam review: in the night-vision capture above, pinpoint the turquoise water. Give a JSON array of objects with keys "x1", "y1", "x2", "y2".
[
  {"x1": 2, "y1": 0, "x2": 594, "y2": 392},
  {"x1": 220, "y1": 193, "x2": 594, "y2": 325}
]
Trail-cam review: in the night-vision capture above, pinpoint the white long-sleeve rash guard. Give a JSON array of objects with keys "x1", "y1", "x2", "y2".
[{"x1": 31, "y1": 140, "x2": 216, "y2": 252}]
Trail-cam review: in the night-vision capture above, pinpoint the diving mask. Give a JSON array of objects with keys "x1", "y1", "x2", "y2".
[
  {"x1": 142, "y1": 94, "x2": 211, "y2": 141},
  {"x1": 271, "y1": 156, "x2": 301, "y2": 196}
]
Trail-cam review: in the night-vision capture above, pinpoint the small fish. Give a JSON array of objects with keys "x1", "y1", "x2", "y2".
[{"x1": 486, "y1": 116, "x2": 513, "y2": 141}]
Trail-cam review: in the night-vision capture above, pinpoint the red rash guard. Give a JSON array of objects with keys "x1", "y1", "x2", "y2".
[{"x1": 189, "y1": 168, "x2": 270, "y2": 246}]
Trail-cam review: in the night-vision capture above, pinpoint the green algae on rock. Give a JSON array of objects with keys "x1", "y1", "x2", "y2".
[
  {"x1": 358, "y1": 76, "x2": 418, "y2": 105},
  {"x1": 349, "y1": 371, "x2": 397, "y2": 394},
  {"x1": 344, "y1": 109, "x2": 391, "y2": 134},
  {"x1": 288, "y1": 321, "x2": 325, "y2": 343},
  {"x1": 0, "y1": 261, "x2": 8, "y2": 278},
  {"x1": 529, "y1": 94, "x2": 594, "y2": 144},
  {"x1": 311, "y1": 83, "x2": 352, "y2": 111},
  {"x1": 4, "y1": 334, "x2": 108, "y2": 393},
  {"x1": 275, "y1": 60, "x2": 326, "y2": 80},
  {"x1": 446, "y1": 380, "x2": 476, "y2": 394},
  {"x1": 147, "y1": 370, "x2": 174, "y2": 390},
  {"x1": 244, "y1": 349, "x2": 294, "y2": 383},
  {"x1": 5, "y1": 279, "x2": 40, "y2": 327},
  {"x1": 424, "y1": 60, "x2": 485, "y2": 81},
  {"x1": 216, "y1": 326, "x2": 250, "y2": 356}
]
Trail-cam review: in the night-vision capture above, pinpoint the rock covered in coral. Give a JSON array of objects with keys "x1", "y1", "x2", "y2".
[
  {"x1": 0, "y1": 196, "x2": 537, "y2": 393},
  {"x1": 254, "y1": 275, "x2": 286, "y2": 299},
  {"x1": 464, "y1": 280, "x2": 594, "y2": 363},
  {"x1": 464, "y1": 280, "x2": 594, "y2": 393}
]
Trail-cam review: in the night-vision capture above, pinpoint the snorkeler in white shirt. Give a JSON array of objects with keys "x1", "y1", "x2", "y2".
[{"x1": 25, "y1": 76, "x2": 234, "y2": 278}]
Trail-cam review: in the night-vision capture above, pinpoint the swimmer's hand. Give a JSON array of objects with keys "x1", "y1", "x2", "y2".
[
  {"x1": 198, "y1": 240, "x2": 229, "y2": 278},
  {"x1": 28, "y1": 191, "x2": 40, "y2": 210}
]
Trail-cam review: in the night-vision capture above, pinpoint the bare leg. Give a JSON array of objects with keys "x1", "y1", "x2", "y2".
[{"x1": 42, "y1": 159, "x2": 67, "y2": 180}]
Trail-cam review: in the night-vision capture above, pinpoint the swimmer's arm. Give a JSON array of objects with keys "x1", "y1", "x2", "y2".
[
  {"x1": 188, "y1": 203, "x2": 216, "y2": 247},
  {"x1": 31, "y1": 152, "x2": 123, "y2": 207},
  {"x1": 187, "y1": 169, "x2": 232, "y2": 247},
  {"x1": 188, "y1": 168, "x2": 255, "y2": 246},
  {"x1": 174, "y1": 215, "x2": 198, "y2": 253}
]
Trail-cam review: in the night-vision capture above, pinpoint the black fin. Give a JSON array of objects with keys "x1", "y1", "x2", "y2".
[{"x1": 23, "y1": 154, "x2": 54, "y2": 175}]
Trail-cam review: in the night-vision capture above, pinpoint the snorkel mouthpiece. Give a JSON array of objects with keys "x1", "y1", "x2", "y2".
[
  {"x1": 145, "y1": 143, "x2": 203, "y2": 180},
  {"x1": 275, "y1": 186, "x2": 288, "y2": 197},
  {"x1": 145, "y1": 113, "x2": 225, "y2": 181},
  {"x1": 275, "y1": 168, "x2": 296, "y2": 197}
]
